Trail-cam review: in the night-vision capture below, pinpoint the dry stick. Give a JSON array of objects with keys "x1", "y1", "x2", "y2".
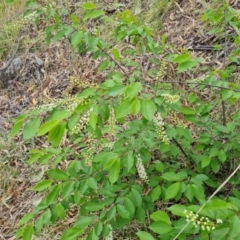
[
  {"x1": 157, "y1": 80, "x2": 240, "y2": 92},
  {"x1": 173, "y1": 163, "x2": 240, "y2": 240},
  {"x1": 221, "y1": 0, "x2": 228, "y2": 126}
]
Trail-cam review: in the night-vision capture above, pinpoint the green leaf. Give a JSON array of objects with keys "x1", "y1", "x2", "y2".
[
  {"x1": 109, "y1": 159, "x2": 120, "y2": 184},
  {"x1": 71, "y1": 14, "x2": 80, "y2": 28},
  {"x1": 42, "y1": 208, "x2": 52, "y2": 225},
  {"x1": 140, "y1": 99, "x2": 156, "y2": 121},
  {"x1": 19, "y1": 213, "x2": 34, "y2": 226},
  {"x1": 22, "y1": 224, "x2": 33, "y2": 240},
  {"x1": 60, "y1": 227, "x2": 84, "y2": 240},
  {"x1": 136, "y1": 231, "x2": 155, "y2": 240},
  {"x1": 57, "y1": 203, "x2": 66, "y2": 219},
  {"x1": 82, "y1": 2, "x2": 96, "y2": 9},
  {"x1": 136, "y1": 206, "x2": 145, "y2": 223},
  {"x1": 150, "y1": 186, "x2": 161, "y2": 201},
  {"x1": 98, "y1": 60, "x2": 109, "y2": 72},
  {"x1": 131, "y1": 98, "x2": 141, "y2": 115},
  {"x1": 108, "y1": 85, "x2": 126, "y2": 96},
  {"x1": 46, "y1": 185, "x2": 61, "y2": 205},
  {"x1": 161, "y1": 172, "x2": 182, "y2": 181},
  {"x1": 86, "y1": 202, "x2": 104, "y2": 211},
  {"x1": 185, "y1": 184, "x2": 195, "y2": 202},
  {"x1": 62, "y1": 182, "x2": 75, "y2": 199},
  {"x1": 201, "y1": 156, "x2": 211, "y2": 168},
  {"x1": 165, "y1": 182, "x2": 181, "y2": 200},
  {"x1": 23, "y1": 118, "x2": 41, "y2": 140},
  {"x1": 112, "y1": 48, "x2": 121, "y2": 61},
  {"x1": 125, "y1": 82, "x2": 142, "y2": 100},
  {"x1": 28, "y1": 152, "x2": 43, "y2": 165},
  {"x1": 89, "y1": 112, "x2": 97, "y2": 130},
  {"x1": 54, "y1": 29, "x2": 67, "y2": 42},
  {"x1": 116, "y1": 99, "x2": 132, "y2": 119},
  {"x1": 38, "y1": 120, "x2": 60, "y2": 136},
  {"x1": 84, "y1": 9, "x2": 105, "y2": 21},
  {"x1": 48, "y1": 123, "x2": 66, "y2": 147},
  {"x1": 15, "y1": 227, "x2": 25, "y2": 239},
  {"x1": 35, "y1": 215, "x2": 44, "y2": 235},
  {"x1": 123, "y1": 151, "x2": 134, "y2": 172},
  {"x1": 87, "y1": 177, "x2": 98, "y2": 190},
  {"x1": 218, "y1": 150, "x2": 227, "y2": 162},
  {"x1": 73, "y1": 216, "x2": 96, "y2": 228},
  {"x1": 11, "y1": 120, "x2": 24, "y2": 138},
  {"x1": 51, "y1": 110, "x2": 72, "y2": 121},
  {"x1": 71, "y1": 31, "x2": 83, "y2": 48},
  {"x1": 180, "y1": 107, "x2": 195, "y2": 115},
  {"x1": 107, "y1": 206, "x2": 116, "y2": 221},
  {"x1": 149, "y1": 221, "x2": 172, "y2": 234},
  {"x1": 34, "y1": 180, "x2": 53, "y2": 192},
  {"x1": 168, "y1": 204, "x2": 186, "y2": 216},
  {"x1": 177, "y1": 60, "x2": 199, "y2": 73},
  {"x1": 173, "y1": 53, "x2": 191, "y2": 63},
  {"x1": 48, "y1": 169, "x2": 69, "y2": 180},
  {"x1": 229, "y1": 215, "x2": 240, "y2": 239},
  {"x1": 131, "y1": 188, "x2": 142, "y2": 207},
  {"x1": 124, "y1": 197, "x2": 135, "y2": 219},
  {"x1": 117, "y1": 204, "x2": 130, "y2": 219},
  {"x1": 215, "y1": 124, "x2": 229, "y2": 133},
  {"x1": 150, "y1": 211, "x2": 171, "y2": 224},
  {"x1": 203, "y1": 199, "x2": 229, "y2": 210}
]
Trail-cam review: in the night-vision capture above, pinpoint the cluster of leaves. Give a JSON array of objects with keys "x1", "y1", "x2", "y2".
[{"x1": 7, "y1": 0, "x2": 240, "y2": 240}]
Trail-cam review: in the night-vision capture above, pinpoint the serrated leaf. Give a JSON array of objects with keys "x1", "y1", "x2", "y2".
[{"x1": 23, "y1": 118, "x2": 41, "y2": 140}]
